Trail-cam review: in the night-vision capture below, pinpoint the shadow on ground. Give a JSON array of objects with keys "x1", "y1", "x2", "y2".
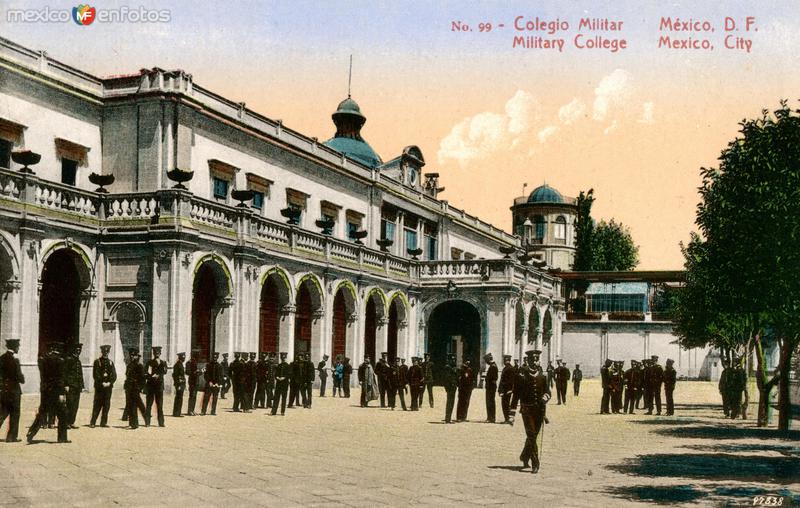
[
  {"x1": 681, "y1": 443, "x2": 800, "y2": 457},
  {"x1": 607, "y1": 453, "x2": 800, "y2": 484},
  {"x1": 602, "y1": 484, "x2": 800, "y2": 505},
  {"x1": 653, "y1": 425, "x2": 800, "y2": 441}
]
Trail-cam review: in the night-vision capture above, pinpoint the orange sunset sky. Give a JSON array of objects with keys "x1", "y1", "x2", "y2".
[{"x1": 2, "y1": 0, "x2": 798, "y2": 269}]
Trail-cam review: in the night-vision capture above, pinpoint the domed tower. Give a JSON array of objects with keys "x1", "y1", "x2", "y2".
[
  {"x1": 511, "y1": 183, "x2": 578, "y2": 270},
  {"x1": 323, "y1": 97, "x2": 382, "y2": 168}
]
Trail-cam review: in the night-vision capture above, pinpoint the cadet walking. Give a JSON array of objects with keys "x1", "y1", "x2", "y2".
[
  {"x1": 124, "y1": 348, "x2": 146, "y2": 429},
  {"x1": 0, "y1": 339, "x2": 24, "y2": 442},
  {"x1": 443, "y1": 354, "x2": 458, "y2": 423},
  {"x1": 172, "y1": 352, "x2": 186, "y2": 417},
  {"x1": 27, "y1": 342, "x2": 69, "y2": 443},
  {"x1": 572, "y1": 364, "x2": 582, "y2": 396},
  {"x1": 145, "y1": 346, "x2": 167, "y2": 426},
  {"x1": 64, "y1": 342, "x2": 84, "y2": 429},
  {"x1": 271, "y1": 352, "x2": 290, "y2": 415},
  {"x1": 509, "y1": 350, "x2": 551, "y2": 473},
  {"x1": 484, "y1": 353, "x2": 498, "y2": 423},
  {"x1": 498, "y1": 355, "x2": 515, "y2": 424}
]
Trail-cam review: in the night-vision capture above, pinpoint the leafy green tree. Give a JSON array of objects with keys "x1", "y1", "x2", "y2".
[
  {"x1": 569, "y1": 189, "x2": 595, "y2": 300},
  {"x1": 590, "y1": 219, "x2": 639, "y2": 271}
]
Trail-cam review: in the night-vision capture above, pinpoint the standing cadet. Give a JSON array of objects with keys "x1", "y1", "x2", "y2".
[
  {"x1": 508, "y1": 349, "x2": 551, "y2": 473},
  {"x1": 89, "y1": 344, "x2": 116, "y2": 427},
  {"x1": 600, "y1": 358, "x2": 612, "y2": 414},
  {"x1": 422, "y1": 352, "x2": 434, "y2": 408},
  {"x1": 484, "y1": 353, "x2": 498, "y2": 423},
  {"x1": 172, "y1": 352, "x2": 186, "y2": 417},
  {"x1": 220, "y1": 352, "x2": 230, "y2": 399},
  {"x1": 266, "y1": 352, "x2": 276, "y2": 408},
  {"x1": 318, "y1": 354, "x2": 329, "y2": 397},
  {"x1": 145, "y1": 346, "x2": 168, "y2": 427},
  {"x1": 572, "y1": 364, "x2": 582, "y2": 396},
  {"x1": 0, "y1": 339, "x2": 24, "y2": 442},
  {"x1": 357, "y1": 355, "x2": 377, "y2": 407},
  {"x1": 254, "y1": 352, "x2": 268, "y2": 409},
  {"x1": 546, "y1": 361, "x2": 555, "y2": 390},
  {"x1": 498, "y1": 355, "x2": 515, "y2": 424},
  {"x1": 186, "y1": 350, "x2": 200, "y2": 416},
  {"x1": 623, "y1": 360, "x2": 638, "y2": 414},
  {"x1": 443, "y1": 354, "x2": 459, "y2": 423},
  {"x1": 375, "y1": 352, "x2": 389, "y2": 408},
  {"x1": 456, "y1": 358, "x2": 474, "y2": 422},
  {"x1": 230, "y1": 352, "x2": 243, "y2": 412},
  {"x1": 399, "y1": 357, "x2": 410, "y2": 400},
  {"x1": 647, "y1": 355, "x2": 664, "y2": 415},
  {"x1": 303, "y1": 352, "x2": 315, "y2": 408},
  {"x1": 201, "y1": 352, "x2": 222, "y2": 415},
  {"x1": 288, "y1": 353, "x2": 301, "y2": 408},
  {"x1": 641, "y1": 359, "x2": 652, "y2": 412},
  {"x1": 342, "y1": 357, "x2": 352, "y2": 398},
  {"x1": 555, "y1": 359, "x2": 570, "y2": 405},
  {"x1": 63, "y1": 342, "x2": 84, "y2": 429},
  {"x1": 27, "y1": 342, "x2": 69, "y2": 443},
  {"x1": 124, "y1": 348, "x2": 146, "y2": 430},
  {"x1": 389, "y1": 357, "x2": 407, "y2": 410},
  {"x1": 408, "y1": 357, "x2": 423, "y2": 411},
  {"x1": 245, "y1": 352, "x2": 257, "y2": 412},
  {"x1": 718, "y1": 358, "x2": 731, "y2": 417},
  {"x1": 612, "y1": 361, "x2": 625, "y2": 413},
  {"x1": 271, "y1": 352, "x2": 290, "y2": 415},
  {"x1": 664, "y1": 358, "x2": 677, "y2": 416}
]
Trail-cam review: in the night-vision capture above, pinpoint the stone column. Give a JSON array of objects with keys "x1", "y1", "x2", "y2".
[
  {"x1": 377, "y1": 316, "x2": 389, "y2": 357},
  {"x1": 279, "y1": 304, "x2": 296, "y2": 358}
]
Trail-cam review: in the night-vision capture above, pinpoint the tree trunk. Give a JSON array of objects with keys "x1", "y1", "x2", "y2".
[
  {"x1": 777, "y1": 338, "x2": 794, "y2": 432},
  {"x1": 755, "y1": 338, "x2": 770, "y2": 426}
]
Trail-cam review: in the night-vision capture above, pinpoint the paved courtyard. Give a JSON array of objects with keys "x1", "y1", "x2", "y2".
[{"x1": 1, "y1": 380, "x2": 798, "y2": 507}]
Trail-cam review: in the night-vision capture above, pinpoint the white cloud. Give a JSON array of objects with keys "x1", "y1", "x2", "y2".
[
  {"x1": 558, "y1": 98, "x2": 586, "y2": 125},
  {"x1": 593, "y1": 69, "x2": 632, "y2": 121},
  {"x1": 638, "y1": 101, "x2": 655, "y2": 124},
  {"x1": 506, "y1": 90, "x2": 540, "y2": 135},
  {"x1": 604, "y1": 120, "x2": 618, "y2": 135},
  {"x1": 538, "y1": 126, "x2": 558, "y2": 143}
]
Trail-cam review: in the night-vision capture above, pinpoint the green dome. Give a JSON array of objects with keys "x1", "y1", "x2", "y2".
[
  {"x1": 324, "y1": 137, "x2": 382, "y2": 167},
  {"x1": 333, "y1": 97, "x2": 365, "y2": 119},
  {"x1": 527, "y1": 184, "x2": 564, "y2": 204}
]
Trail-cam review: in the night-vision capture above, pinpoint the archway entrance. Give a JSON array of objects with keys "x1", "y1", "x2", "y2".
[
  {"x1": 427, "y1": 300, "x2": 481, "y2": 383},
  {"x1": 387, "y1": 296, "x2": 408, "y2": 362},
  {"x1": 39, "y1": 249, "x2": 86, "y2": 353},
  {"x1": 294, "y1": 277, "x2": 323, "y2": 358},
  {"x1": 259, "y1": 272, "x2": 289, "y2": 353},
  {"x1": 0, "y1": 247, "x2": 14, "y2": 341},
  {"x1": 364, "y1": 298, "x2": 377, "y2": 363},
  {"x1": 191, "y1": 261, "x2": 229, "y2": 362},
  {"x1": 542, "y1": 310, "x2": 553, "y2": 362},
  {"x1": 116, "y1": 302, "x2": 145, "y2": 363}
]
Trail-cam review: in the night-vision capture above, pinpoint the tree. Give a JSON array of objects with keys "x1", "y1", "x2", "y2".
[
  {"x1": 590, "y1": 219, "x2": 639, "y2": 271},
  {"x1": 684, "y1": 101, "x2": 800, "y2": 432}
]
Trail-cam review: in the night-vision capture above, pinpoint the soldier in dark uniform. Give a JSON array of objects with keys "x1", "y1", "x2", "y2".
[
  {"x1": 408, "y1": 357, "x2": 423, "y2": 411},
  {"x1": 254, "y1": 352, "x2": 268, "y2": 409},
  {"x1": 124, "y1": 348, "x2": 146, "y2": 430},
  {"x1": 265, "y1": 352, "x2": 276, "y2": 408},
  {"x1": 498, "y1": 355, "x2": 515, "y2": 424},
  {"x1": 144, "y1": 346, "x2": 168, "y2": 426},
  {"x1": 664, "y1": 358, "x2": 677, "y2": 415},
  {"x1": 421, "y1": 352, "x2": 434, "y2": 408},
  {"x1": 636, "y1": 359, "x2": 647, "y2": 409},
  {"x1": 201, "y1": 352, "x2": 222, "y2": 415},
  {"x1": 186, "y1": 350, "x2": 199, "y2": 416},
  {"x1": 230, "y1": 352, "x2": 243, "y2": 411},
  {"x1": 456, "y1": 358, "x2": 474, "y2": 422},
  {"x1": 318, "y1": 354, "x2": 329, "y2": 397},
  {"x1": 484, "y1": 353, "x2": 498, "y2": 423},
  {"x1": 36, "y1": 352, "x2": 52, "y2": 427},
  {"x1": 546, "y1": 361, "x2": 555, "y2": 390},
  {"x1": 572, "y1": 364, "x2": 582, "y2": 396},
  {"x1": 600, "y1": 358, "x2": 612, "y2": 414},
  {"x1": 28, "y1": 342, "x2": 70, "y2": 443},
  {"x1": 63, "y1": 342, "x2": 84, "y2": 429},
  {"x1": 509, "y1": 349, "x2": 551, "y2": 473},
  {"x1": 390, "y1": 357, "x2": 407, "y2": 411},
  {"x1": 89, "y1": 344, "x2": 116, "y2": 427},
  {"x1": 342, "y1": 357, "x2": 352, "y2": 398},
  {"x1": 623, "y1": 360, "x2": 638, "y2": 414},
  {"x1": 0, "y1": 339, "x2": 24, "y2": 442},
  {"x1": 172, "y1": 352, "x2": 186, "y2": 417},
  {"x1": 611, "y1": 361, "x2": 624, "y2": 413},
  {"x1": 647, "y1": 355, "x2": 664, "y2": 415},
  {"x1": 288, "y1": 353, "x2": 301, "y2": 408},
  {"x1": 641, "y1": 359, "x2": 653, "y2": 412},
  {"x1": 443, "y1": 354, "x2": 458, "y2": 423},
  {"x1": 375, "y1": 352, "x2": 389, "y2": 408},
  {"x1": 718, "y1": 358, "x2": 731, "y2": 417},
  {"x1": 555, "y1": 359, "x2": 570, "y2": 405},
  {"x1": 399, "y1": 357, "x2": 409, "y2": 398},
  {"x1": 303, "y1": 352, "x2": 315, "y2": 408},
  {"x1": 220, "y1": 352, "x2": 230, "y2": 399},
  {"x1": 244, "y1": 352, "x2": 257, "y2": 412},
  {"x1": 271, "y1": 352, "x2": 290, "y2": 415}
]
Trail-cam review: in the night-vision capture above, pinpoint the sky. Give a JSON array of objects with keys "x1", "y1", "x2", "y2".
[{"x1": 2, "y1": 0, "x2": 799, "y2": 269}]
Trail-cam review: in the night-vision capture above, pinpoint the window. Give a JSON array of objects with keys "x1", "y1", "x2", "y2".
[
  {"x1": 346, "y1": 210, "x2": 364, "y2": 242},
  {"x1": 554, "y1": 216, "x2": 567, "y2": 243},
  {"x1": 427, "y1": 236, "x2": 437, "y2": 261},
  {"x1": 212, "y1": 177, "x2": 229, "y2": 200},
  {"x1": 464, "y1": 252, "x2": 476, "y2": 260},
  {"x1": 450, "y1": 247, "x2": 463, "y2": 260},
  {"x1": 347, "y1": 222, "x2": 360, "y2": 240},
  {"x1": 381, "y1": 218, "x2": 396, "y2": 242},
  {"x1": 246, "y1": 173, "x2": 272, "y2": 213},
  {"x1": 0, "y1": 139, "x2": 11, "y2": 168},
  {"x1": 534, "y1": 215, "x2": 546, "y2": 239},
  {"x1": 61, "y1": 159, "x2": 78, "y2": 186},
  {"x1": 286, "y1": 188, "x2": 309, "y2": 226},
  {"x1": 251, "y1": 191, "x2": 264, "y2": 210},
  {"x1": 405, "y1": 229, "x2": 417, "y2": 251}
]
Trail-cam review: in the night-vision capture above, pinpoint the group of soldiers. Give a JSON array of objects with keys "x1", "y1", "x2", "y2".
[
  {"x1": 357, "y1": 352, "x2": 435, "y2": 411},
  {"x1": 545, "y1": 360, "x2": 581, "y2": 404},
  {"x1": 599, "y1": 355, "x2": 677, "y2": 416},
  {"x1": 718, "y1": 356, "x2": 747, "y2": 419}
]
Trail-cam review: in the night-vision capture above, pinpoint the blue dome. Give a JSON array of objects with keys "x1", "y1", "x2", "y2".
[
  {"x1": 527, "y1": 184, "x2": 564, "y2": 204},
  {"x1": 324, "y1": 137, "x2": 382, "y2": 168}
]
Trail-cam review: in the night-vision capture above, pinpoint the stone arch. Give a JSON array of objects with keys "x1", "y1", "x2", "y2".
[
  {"x1": 259, "y1": 266, "x2": 292, "y2": 353},
  {"x1": 294, "y1": 272, "x2": 324, "y2": 360},
  {"x1": 387, "y1": 291, "x2": 410, "y2": 361},
  {"x1": 364, "y1": 286, "x2": 387, "y2": 318},
  {"x1": 0, "y1": 233, "x2": 20, "y2": 342},
  {"x1": 542, "y1": 307, "x2": 554, "y2": 363},
  {"x1": 331, "y1": 279, "x2": 358, "y2": 364},
  {"x1": 528, "y1": 304, "x2": 540, "y2": 346},
  {"x1": 193, "y1": 253, "x2": 233, "y2": 298},
  {"x1": 39, "y1": 240, "x2": 94, "y2": 291},
  {"x1": 109, "y1": 300, "x2": 147, "y2": 365},
  {"x1": 192, "y1": 256, "x2": 234, "y2": 362},
  {"x1": 425, "y1": 298, "x2": 483, "y2": 384},
  {"x1": 362, "y1": 287, "x2": 388, "y2": 364}
]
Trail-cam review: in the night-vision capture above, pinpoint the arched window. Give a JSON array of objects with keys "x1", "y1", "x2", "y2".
[
  {"x1": 554, "y1": 216, "x2": 567, "y2": 243},
  {"x1": 534, "y1": 215, "x2": 546, "y2": 240}
]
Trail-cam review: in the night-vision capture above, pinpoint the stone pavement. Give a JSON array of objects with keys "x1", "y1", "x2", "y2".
[{"x1": 1, "y1": 380, "x2": 798, "y2": 507}]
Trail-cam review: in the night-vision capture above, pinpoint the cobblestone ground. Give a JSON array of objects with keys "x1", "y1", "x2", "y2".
[{"x1": 1, "y1": 380, "x2": 798, "y2": 507}]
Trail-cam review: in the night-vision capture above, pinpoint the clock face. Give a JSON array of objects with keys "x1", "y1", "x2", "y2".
[{"x1": 408, "y1": 168, "x2": 418, "y2": 186}]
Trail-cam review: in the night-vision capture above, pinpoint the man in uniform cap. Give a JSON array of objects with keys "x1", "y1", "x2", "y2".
[
  {"x1": 89, "y1": 344, "x2": 116, "y2": 427},
  {"x1": 220, "y1": 352, "x2": 231, "y2": 399},
  {"x1": 317, "y1": 354, "x2": 329, "y2": 398},
  {"x1": 646, "y1": 355, "x2": 664, "y2": 415},
  {"x1": 456, "y1": 358, "x2": 474, "y2": 422},
  {"x1": 63, "y1": 342, "x2": 84, "y2": 429},
  {"x1": 0, "y1": 339, "x2": 24, "y2": 441},
  {"x1": 443, "y1": 354, "x2": 459, "y2": 423},
  {"x1": 342, "y1": 357, "x2": 352, "y2": 398},
  {"x1": 623, "y1": 360, "x2": 638, "y2": 414},
  {"x1": 266, "y1": 352, "x2": 277, "y2": 408},
  {"x1": 288, "y1": 353, "x2": 302, "y2": 408},
  {"x1": 144, "y1": 346, "x2": 168, "y2": 427},
  {"x1": 375, "y1": 352, "x2": 389, "y2": 408},
  {"x1": 303, "y1": 352, "x2": 315, "y2": 408},
  {"x1": 599, "y1": 358, "x2": 612, "y2": 414},
  {"x1": 664, "y1": 358, "x2": 677, "y2": 416},
  {"x1": 124, "y1": 348, "x2": 146, "y2": 429},
  {"x1": 271, "y1": 352, "x2": 290, "y2": 415},
  {"x1": 28, "y1": 341, "x2": 70, "y2": 443},
  {"x1": 408, "y1": 357, "x2": 423, "y2": 411},
  {"x1": 572, "y1": 364, "x2": 582, "y2": 396},
  {"x1": 636, "y1": 359, "x2": 648, "y2": 409},
  {"x1": 509, "y1": 349, "x2": 550, "y2": 473},
  {"x1": 555, "y1": 359, "x2": 571, "y2": 405},
  {"x1": 718, "y1": 357, "x2": 731, "y2": 417},
  {"x1": 389, "y1": 357, "x2": 407, "y2": 411},
  {"x1": 186, "y1": 350, "x2": 200, "y2": 416},
  {"x1": 421, "y1": 352, "x2": 434, "y2": 408},
  {"x1": 201, "y1": 352, "x2": 222, "y2": 415},
  {"x1": 230, "y1": 352, "x2": 243, "y2": 411},
  {"x1": 498, "y1": 355, "x2": 515, "y2": 424},
  {"x1": 172, "y1": 352, "x2": 186, "y2": 417},
  {"x1": 484, "y1": 353, "x2": 498, "y2": 423},
  {"x1": 254, "y1": 352, "x2": 269, "y2": 409}
]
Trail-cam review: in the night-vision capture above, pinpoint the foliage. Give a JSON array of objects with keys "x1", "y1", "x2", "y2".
[{"x1": 590, "y1": 219, "x2": 639, "y2": 271}]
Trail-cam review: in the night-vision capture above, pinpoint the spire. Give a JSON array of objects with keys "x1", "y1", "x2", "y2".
[{"x1": 348, "y1": 54, "x2": 352, "y2": 98}]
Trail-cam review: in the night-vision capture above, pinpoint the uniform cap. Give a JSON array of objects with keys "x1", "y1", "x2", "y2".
[
  {"x1": 99, "y1": 344, "x2": 111, "y2": 352},
  {"x1": 503, "y1": 355, "x2": 512, "y2": 361},
  {"x1": 128, "y1": 347, "x2": 140, "y2": 355},
  {"x1": 279, "y1": 352, "x2": 288, "y2": 357},
  {"x1": 152, "y1": 346, "x2": 162, "y2": 352},
  {"x1": 5, "y1": 339, "x2": 20, "y2": 348},
  {"x1": 666, "y1": 358, "x2": 674, "y2": 365},
  {"x1": 484, "y1": 353, "x2": 493, "y2": 361},
  {"x1": 381, "y1": 352, "x2": 388, "y2": 356},
  {"x1": 525, "y1": 349, "x2": 542, "y2": 358},
  {"x1": 177, "y1": 352, "x2": 186, "y2": 357},
  {"x1": 651, "y1": 355, "x2": 659, "y2": 360}
]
